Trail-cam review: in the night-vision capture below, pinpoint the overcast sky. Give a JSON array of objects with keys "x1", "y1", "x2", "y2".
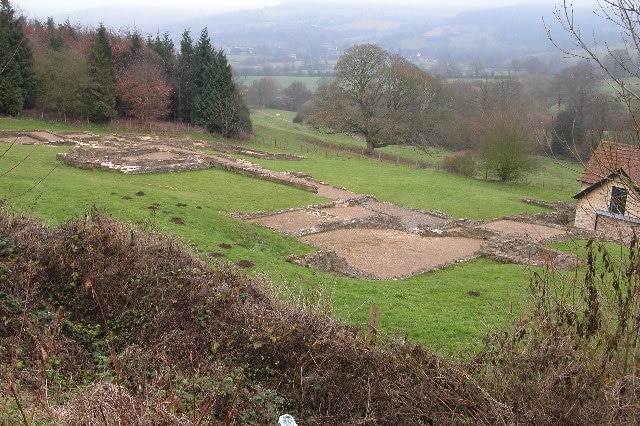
[{"x1": 13, "y1": 0, "x2": 588, "y2": 21}]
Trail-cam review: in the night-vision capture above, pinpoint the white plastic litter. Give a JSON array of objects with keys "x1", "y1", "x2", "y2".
[{"x1": 278, "y1": 414, "x2": 298, "y2": 426}]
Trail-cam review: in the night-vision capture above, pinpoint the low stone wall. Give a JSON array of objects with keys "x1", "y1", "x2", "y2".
[
  {"x1": 516, "y1": 199, "x2": 577, "y2": 226},
  {"x1": 204, "y1": 141, "x2": 305, "y2": 161},
  {"x1": 287, "y1": 214, "x2": 406, "y2": 237},
  {"x1": 285, "y1": 250, "x2": 376, "y2": 279},
  {"x1": 479, "y1": 235, "x2": 582, "y2": 269},
  {"x1": 57, "y1": 146, "x2": 212, "y2": 174},
  {"x1": 232, "y1": 196, "x2": 378, "y2": 221},
  {"x1": 210, "y1": 158, "x2": 318, "y2": 193},
  {"x1": 0, "y1": 130, "x2": 75, "y2": 145},
  {"x1": 596, "y1": 214, "x2": 640, "y2": 244},
  {"x1": 54, "y1": 134, "x2": 320, "y2": 192}
]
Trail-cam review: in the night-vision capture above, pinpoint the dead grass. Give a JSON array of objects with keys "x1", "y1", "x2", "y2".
[
  {"x1": 2, "y1": 207, "x2": 637, "y2": 424},
  {"x1": 0, "y1": 208, "x2": 508, "y2": 424}
]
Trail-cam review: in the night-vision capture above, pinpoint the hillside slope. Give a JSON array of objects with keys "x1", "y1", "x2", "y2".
[
  {"x1": 50, "y1": 2, "x2": 612, "y2": 67},
  {"x1": 0, "y1": 209, "x2": 505, "y2": 424}
]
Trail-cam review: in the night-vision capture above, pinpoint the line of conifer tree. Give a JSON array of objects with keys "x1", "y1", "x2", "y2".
[
  {"x1": 0, "y1": 0, "x2": 251, "y2": 137},
  {"x1": 0, "y1": 0, "x2": 36, "y2": 116}
]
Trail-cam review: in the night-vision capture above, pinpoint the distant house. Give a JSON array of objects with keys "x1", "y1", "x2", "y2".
[{"x1": 573, "y1": 141, "x2": 640, "y2": 241}]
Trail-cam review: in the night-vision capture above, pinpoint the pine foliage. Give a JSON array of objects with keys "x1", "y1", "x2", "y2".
[
  {"x1": 190, "y1": 28, "x2": 251, "y2": 137},
  {"x1": 176, "y1": 30, "x2": 195, "y2": 123},
  {"x1": 0, "y1": 0, "x2": 35, "y2": 115},
  {"x1": 86, "y1": 24, "x2": 117, "y2": 123}
]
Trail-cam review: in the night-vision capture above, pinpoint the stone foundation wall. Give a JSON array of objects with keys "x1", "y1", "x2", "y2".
[
  {"x1": 286, "y1": 250, "x2": 376, "y2": 279},
  {"x1": 55, "y1": 137, "x2": 320, "y2": 193},
  {"x1": 596, "y1": 214, "x2": 640, "y2": 244}
]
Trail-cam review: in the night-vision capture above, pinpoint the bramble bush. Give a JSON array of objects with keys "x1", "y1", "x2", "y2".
[{"x1": 476, "y1": 237, "x2": 640, "y2": 424}]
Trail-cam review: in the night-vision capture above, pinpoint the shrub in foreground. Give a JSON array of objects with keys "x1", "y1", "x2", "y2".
[
  {"x1": 2, "y1": 208, "x2": 638, "y2": 424},
  {"x1": 476, "y1": 239, "x2": 640, "y2": 424},
  {"x1": 0, "y1": 209, "x2": 505, "y2": 424}
]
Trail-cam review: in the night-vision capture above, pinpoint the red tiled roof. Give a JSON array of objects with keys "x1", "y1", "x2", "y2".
[{"x1": 578, "y1": 141, "x2": 640, "y2": 186}]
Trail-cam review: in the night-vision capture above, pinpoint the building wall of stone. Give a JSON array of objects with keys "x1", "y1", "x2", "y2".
[
  {"x1": 575, "y1": 181, "x2": 611, "y2": 230},
  {"x1": 575, "y1": 177, "x2": 640, "y2": 239}
]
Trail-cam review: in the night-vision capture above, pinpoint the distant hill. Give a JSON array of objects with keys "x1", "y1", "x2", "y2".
[{"x1": 45, "y1": 2, "x2": 616, "y2": 72}]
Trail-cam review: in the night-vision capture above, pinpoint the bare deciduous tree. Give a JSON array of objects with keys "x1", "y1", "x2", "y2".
[
  {"x1": 474, "y1": 78, "x2": 541, "y2": 181},
  {"x1": 246, "y1": 77, "x2": 281, "y2": 108},
  {"x1": 307, "y1": 43, "x2": 452, "y2": 154},
  {"x1": 548, "y1": 0, "x2": 640, "y2": 140}
]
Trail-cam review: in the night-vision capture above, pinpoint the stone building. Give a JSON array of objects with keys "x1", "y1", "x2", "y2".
[{"x1": 573, "y1": 141, "x2": 640, "y2": 241}]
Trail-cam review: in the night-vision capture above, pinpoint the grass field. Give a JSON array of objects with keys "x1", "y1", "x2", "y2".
[
  {"x1": 238, "y1": 75, "x2": 324, "y2": 90},
  {"x1": 0, "y1": 113, "x2": 581, "y2": 356}
]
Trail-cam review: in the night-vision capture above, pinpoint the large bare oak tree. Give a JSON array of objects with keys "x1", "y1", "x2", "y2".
[{"x1": 307, "y1": 43, "x2": 452, "y2": 154}]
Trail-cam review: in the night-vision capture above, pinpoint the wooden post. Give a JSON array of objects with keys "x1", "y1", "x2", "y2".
[{"x1": 366, "y1": 304, "x2": 380, "y2": 346}]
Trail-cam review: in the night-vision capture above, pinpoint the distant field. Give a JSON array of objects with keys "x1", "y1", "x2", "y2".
[
  {"x1": 238, "y1": 75, "x2": 325, "y2": 90},
  {"x1": 0, "y1": 113, "x2": 580, "y2": 356},
  {"x1": 600, "y1": 77, "x2": 640, "y2": 96}
]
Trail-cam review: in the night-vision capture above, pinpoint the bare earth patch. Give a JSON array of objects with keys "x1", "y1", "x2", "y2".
[
  {"x1": 249, "y1": 204, "x2": 382, "y2": 234},
  {"x1": 480, "y1": 220, "x2": 566, "y2": 242},
  {"x1": 300, "y1": 229, "x2": 483, "y2": 279}
]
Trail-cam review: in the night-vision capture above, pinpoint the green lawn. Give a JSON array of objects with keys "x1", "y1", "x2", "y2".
[
  {"x1": 329, "y1": 258, "x2": 530, "y2": 354},
  {"x1": 0, "y1": 114, "x2": 580, "y2": 356}
]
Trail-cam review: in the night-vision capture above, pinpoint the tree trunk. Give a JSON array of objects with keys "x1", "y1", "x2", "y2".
[{"x1": 365, "y1": 137, "x2": 375, "y2": 155}]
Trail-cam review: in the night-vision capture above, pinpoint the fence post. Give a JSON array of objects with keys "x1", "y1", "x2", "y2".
[{"x1": 366, "y1": 304, "x2": 380, "y2": 346}]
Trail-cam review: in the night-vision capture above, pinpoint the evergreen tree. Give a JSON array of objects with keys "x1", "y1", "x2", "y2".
[
  {"x1": 120, "y1": 31, "x2": 143, "y2": 68},
  {"x1": 175, "y1": 30, "x2": 195, "y2": 123},
  {"x1": 0, "y1": 0, "x2": 35, "y2": 115},
  {"x1": 204, "y1": 50, "x2": 251, "y2": 137},
  {"x1": 148, "y1": 32, "x2": 177, "y2": 120},
  {"x1": 45, "y1": 17, "x2": 65, "y2": 51},
  {"x1": 86, "y1": 24, "x2": 116, "y2": 123},
  {"x1": 148, "y1": 32, "x2": 175, "y2": 67},
  {"x1": 191, "y1": 28, "x2": 251, "y2": 137},
  {"x1": 192, "y1": 28, "x2": 214, "y2": 126}
]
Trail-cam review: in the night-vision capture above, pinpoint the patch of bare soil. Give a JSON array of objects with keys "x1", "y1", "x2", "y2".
[
  {"x1": 249, "y1": 204, "x2": 383, "y2": 234},
  {"x1": 300, "y1": 228, "x2": 483, "y2": 279},
  {"x1": 480, "y1": 220, "x2": 567, "y2": 242},
  {"x1": 316, "y1": 184, "x2": 358, "y2": 200}
]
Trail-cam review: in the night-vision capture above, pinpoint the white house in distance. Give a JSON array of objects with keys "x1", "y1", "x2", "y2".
[{"x1": 574, "y1": 141, "x2": 640, "y2": 241}]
